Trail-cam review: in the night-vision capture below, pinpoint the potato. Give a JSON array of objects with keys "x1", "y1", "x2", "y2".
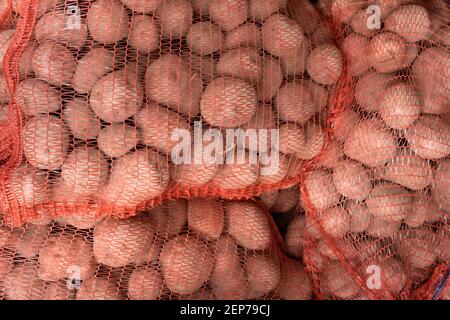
[
  {"x1": 350, "y1": 9, "x2": 377, "y2": 37},
  {"x1": 90, "y1": 70, "x2": 144, "y2": 123},
  {"x1": 35, "y1": 11, "x2": 88, "y2": 49},
  {"x1": 155, "y1": 0, "x2": 192, "y2": 37},
  {"x1": 379, "y1": 82, "x2": 422, "y2": 130},
  {"x1": 405, "y1": 115, "x2": 450, "y2": 160},
  {"x1": 3, "y1": 261, "x2": 45, "y2": 300},
  {"x1": 307, "y1": 205, "x2": 350, "y2": 239},
  {"x1": 333, "y1": 160, "x2": 372, "y2": 201},
  {"x1": 309, "y1": 21, "x2": 334, "y2": 46},
  {"x1": 63, "y1": 97, "x2": 101, "y2": 140},
  {"x1": 56, "y1": 207, "x2": 103, "y2": 230},
  {"x1": 93, "y1": 215, "x2": 155, "y2": 267},
  {"x1": 287, "y1": 0, "x2": 320, "y2": 34},
  {"x1": 245, "y1": 253, "x2": 281, "y2": 298},
  {"x1": 182, "y1": 53, "x2": 217, "y2": 86},
  {"x1": 341, "y1": 34, "x2": 371, "y2": 77},
  {"x1": 146, "y1": 54, "x2": 202, "y2": 117},
  {"x1": 278, "y1": 123, "x2": 305, "y2": 155},
  {"x1": 0, "y1": 226, "x2": 10, "y2": 248},
  {"x1": 187, "y1": 22, "x2": 224, "y2": 56},
  {"x1": 403, "y1": 43, "x2": 419, "y2": 67},
  {"x1": 316, "y1": 140, "x2": 345, "y2": 169},
  {"x1": 0, "y1": 252, "x2": 14, "y2": 284},
  {"x1": 280, "y1": 37, "x2": 311, "y2": 76},
  {"x1": 296, "y1": 122, "x2": 325, "y2": 160},
  {"x1": 304, "y1": 169, "x2": 340, "y2": 211},
  {"x1": 262, "y1": 14, "x2": 304, "y2": 59},
  {"x1": 134, "y1": 103, "x2": 190, "y2": 154},
  {"x1": 323, "y1": 262, "x2": 360, "y2": 299},
  {"x1": 249, "y1": 0, "x2": 286, "y2": 21},
  {"x1": 371, "y1": 257, "x2": 408, "y2": 295},
  {"x1": 210, "y1": 236, "x2": 248, "y2": 300},
  {"x1": 209, "y1": 0, "x2": 248, "y2": 32},
  {"x1": 284, "y1": 214, "x2": 306, "y2": 258},
  {"x1": 225, "y1": 23, "x2": 262, "y2": 49},
  {"x1": 370, "y1": 32, "x2": 408, "y2": 73},
  {"x1": 128, "y1": 266, "x2": 164, "y2": 300},
  {"x1": 71, "y1": 47, "x2": 114, "y2": 94},
  {"x1": 97, "y1": 124, "x2": 138, "y2": 158},
  {"x1": 16, "y1": 78, "x2": 60, "y2": 116},
  {"x1": 355, "y1": 71, "x2": 396, "y2": 113},
  {"x1": 397, "y1": 229, "x2": 439, "y2": 269},
  {"x1": 188, "y1": 198, "x2": 224, "y2": 241},
  {"x1": 31, "y1": 42, "x2": 77, "y2": 87},
  {"x1": 147, "y1": 199, "x2": 187, "y2": 237},
  {"x1": 5, "y1": 224, "x2": 50, "y2": 258},
  {"x1": 276, "y1": 80, "x2": 326, "y2": 124},
  {"x1": 271, "y1": 186, "x2": 299, "y2": 212},
  {"x1": 18, "y1": 45, "x2": 35, "y2": 78},
  {"x1": 366, "y1": 218, "x2": 401, "y2": 238},
  {"x1": 160, "y1": 234, "x2": 214, "y2": 295},
  {"x1": 87, "y1": 0, "x2": 130, "y2": 44},
  {"x1": 120, "y1": 0, "x2": 160, "y2": 13},
  {"x1": 216, "y1": 47, "x2": 263, "y2": 83},
  {"x1": 332, "y1": 108, "x2": 360, "y2": 142},
  {"x1": 128, "y1": 14, "x2": 160, "y2": 53},
  {"x1": 346, "y1": 201, "x2": 372, "y2": 233},
  {"x1": 192, "y1": 0, "x2": 209, "y2": 15},
  {"x1": 306, "y1": 44, "x2": 343, "y2": 85},
  {"x1": 384, "y1": 5, "x2": 431, "y2": 43},
  {"x1": 366, "y1": 183, "x2": 412, "y2": 222},
  {"x1": 0, "y1": 29, "x2": 14, "y2": 67},
  {"x1": 76, "y1": 277, "x2": 122, "y2": 300},
  {"x1": 373, "y1": 0, "x2": 415, "y2": 18},
  {"x1": 43, "y1": 281, "x2": 76, "y2": 300},
  {"x1": 429, "y1": 26, "x2": 450, "y2": 47},
  {"x1": 432, "y1": 159, "x2": 450, "y2": 212},
  {"x1": 330, "y1": 0, "x2": 365, "y2": 24},
  {"x1": 38, "y1": 234, "x2": 97, "y2": 281},
  {"x1": 379, "y1": 151, "x2": 433, "y2": 190},
  {"x1": 61, "y1": 147, "x2": 108, "y2": 196},
  {"x1": 343, "y1": 118, "x2": 397, "y2": 168},
  {"x1": 0, "y1": 74, "x2": 9, "y2": 104},
  {"x1": 12, "y1": 0, "x2": 62, "y2": 18},
  {"x1": 225, "y1": 200, "x2": 272, "y2": 250},
  {"x1": 200, "y1": 77, "x2": 257, "y2": 128},
  {"x1": 10, "y1": 163, "x2": 49, "y2": 207},
  {"x1": 23, "y1": 115, "x2": 70, "y2": 170}
]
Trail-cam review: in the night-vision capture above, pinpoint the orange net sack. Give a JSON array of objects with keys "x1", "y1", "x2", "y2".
[
  {"x1": 0, "y1": 197, "x2": 316, "y2": 300},
  {"x1": 0, "y1": 0, "x2": 346, "y2": 227},
  {"x1": 295, "y1": 0, "x2": 450, "y2": 300}
]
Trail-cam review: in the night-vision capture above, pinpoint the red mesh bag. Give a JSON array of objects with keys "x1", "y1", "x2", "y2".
[
  {"x1": 0, "y1": 0, "x2": 345, "y2": 228},
  {"x1": 0, "y1": 197, "x2": 314, "y2": 300},
  {"x1": 296, "y1": 0, "x2": 450, "y2": 300}
]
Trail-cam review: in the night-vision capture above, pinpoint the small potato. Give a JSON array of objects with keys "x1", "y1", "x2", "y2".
[
  {"x1": 304, "y1": 169, "x2": 340, "y2": 211},
  {"x1": 384, "y1": 5, "x2": 431, "y2": 43},
  {"x1": 346, "y1": 200, "x2": 373, "y2": 233},
  {"x1": 366, "y1": 183, "x2": 412, "y2": 222},
  {"x1": 147, "y1": 199, "x2": 187, "y2": 237},
  {"x1": 134, "y1": 103, "x2": 190, "y2": 154},
  {"x1": 296, "y1": 122, "x2": 325, "y2": 160},
  {"x1": 341, "y1": 34, "x2": 371, "y2": 77},
  {"x1": 61, "y1": 147, "x2": 109, "y2": 196},
  {"x1": 187, "y1": 22, "x2": 224, "y2": 55},
  {"x1": 216, "y1": 47, "x2": 263, "y2": 83},
  {"x1": 323, "y1": 262, "x2": 360, "y2": 299},
  {"x1": 306, "y1": 206, "x2": 350, "y2": 239},
  {"x1": 31, "y1": 42, "x2": 77, "y2": 87},
  {"x1": 38, "y1": 234, "x2": 97, "y2": 281},
  {"x1": 16, "y1": 78, "x2": 61, "y2": 116},
  {"x1": 160, "y1": 235, "x2": 214, "y2": 295},
  {"x1": 76, "y1": 278, "x2": 121, "y2": 300},
  {"x1": 225, "y1": 23, "x2": 262, "y2": 49},
  {"x1": 146, "y1": 54, "x2": 203, "y2": 117},
  {"x1": 210, "y1": 236, "x2": 248, "y2": 300},
  {"x1": 5, "y1": 224, "x2": 50, "y2": 258},
  {"x1": 284, "y1": 214, "x2": 306, "y2": 258},
  {"x1": 262, "y1": 14, "x2": 304, "y2": 59},
  {"x1": 271, "y1": 186, "x2": 299, "y2": 212},
  {"x1": 188, "y1": 198, "x2": 224, "y2": 241},
  {"x1": 379, "y1": 151, "x2": 433, "y2": 190},
  {"x1": 63, "y1": 97, "x2": 101, "y2": 140},
  {"x1": 10, "y1": 163, "x2": 49, "y2": 207},
  {"x1": 155, "y1": 0, "x2": 192, "y2": 37},
  {"x1": 97, "y1": 124, "x2": 138, "y2": 158},
  {"x1": 90, "y1": 70, "x2": 144, "y2": 123},
  {"x1": 333, "y1": 160, "x2": 372, "y2": 201},
  {"x1": 225, "y1": 200, "x2": 272, "y2": 250},
  {"x1": 35, "y1": 11, "x2": 88, "y2": 49},
  {"x1": 397, "y1": 229, "x2": 439, "y2": 269},
  {"x1": 200, "y1": 77, "x2": 257, "y2": 128},
  {"x1": 71, "y1": 47, "x2": 114, "y2": 94},
  {"x1": 93, "y1": 215, "x2": 155, "y2": 268},
  {"x1": 369, "y1": 32, "x2": 408, "y2": 73},
  {"x1": 87, "y1": 0, "x2": 130, "y2": 44},
  {"x1": 278, "y1": 259, "x2": 312, "y2": 300},
  {"x1": 379, "y1": 82, "x2": 422, "y2": 130},
  {"x1": 249, "y1": 0, "x2": 286, "y2": 21},
  {"x1": 366, "y1": 218, "x2": 401, "y2": 238},
  {"x1": 245, "y1": 253, "x2": 281, "y2": 298},
  {"x1": 343, "y1": 118, "x2": 397, "y2": 168},
  {"x1": 129, "y1": 15, "x2": 160, "y2": 53},
  {"x1": 306, "y1": 44, "x2": 343, "y2": 85},
  {"x1": 128, "y1": 266, "x2": 164, "y2": 300},
  {"x1": 355, "y1": 71, "x2": 396, "y2": 113},
  {"x1": 330, "y1": 0, "x2": 365, "y2": 24},
  {"x1": 23, "y1": 115, "x2": 70, "y2": 170},
  {"x1": 209, "y1": 0, "x2": 248, "y2": 31},
  {"x1": 3, "y1": 262, "x2": 46, "y2": 300},
  {"x1": 278, "y1": 123, "x2": 305, "y2": 155},
  {"x1": 405, "y1": 115, "x2": 450, "y2": 160},
  {"x1": 432, "y1": 160, "x2": 450, "y2": 212},
  {"x1": 120, "y1": 0, "x2": 160, "y2": 13}
]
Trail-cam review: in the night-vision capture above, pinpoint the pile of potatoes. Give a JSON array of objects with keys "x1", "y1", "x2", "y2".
[
  {"x1": 0, "y1": 198, "x2": 313, "y2": 300},
  {"x1": 0, "y1": 0, "x2": 347, "y2": 217}
]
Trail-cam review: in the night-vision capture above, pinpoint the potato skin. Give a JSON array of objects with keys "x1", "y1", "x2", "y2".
[
  {"x1": 76, "y1": 277, "x2": 122, "y2": 300},
  {"x1": 148, "y1": 199, "x2": 187, "y2": 237},
  {"x1": 63, "y1": 97, "x2": 101, "y2": 140},
  {"x1": 245, "y1": 253, "x2": 281, "y2": 298},
  {"x1": 155, "y1": 0, "x2": 193, "y2": 38},
  {"x1": 187, "y1": 22, "x2": 223, "y2": 56},
  {"x1": 128, "y1": 266, "x2": 164, "y2": 300},
  {"x1": 97, "y1": 124, "x2": 138, "y2": 158},
  {"x1": 209, "y1": 0, "x2": 248, "y2": 31},
  {"x1": 333, "y1": 160, "x2": 372, "y2": 201},
  {"x1": 366, "y1": 183, "x2": 413, "y2": 222},
  {"x1": 278, "y1": 259, "x2": 312, "y2": 300},
  {"x1": 16, "y1": 79, "x2": 61, "y2": 116},
  {"x1": 129, "y1": 15, "x2": 160, "y2": 53},
  {"x1": 10, "y1": 163, "x2": 49, "y2": 207},
  {"x1": 306, "y1": 44, "x2": 344, "y2": 85},
  {"x1": 188, "y1": 198, "x2": 224, "y2": 241},
  {"x1": 120, "y1": 0, "x2": 160, "y2": 13},
  {"x1": 3, "y1": 261, "x2": 46, "y2": 300}
]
